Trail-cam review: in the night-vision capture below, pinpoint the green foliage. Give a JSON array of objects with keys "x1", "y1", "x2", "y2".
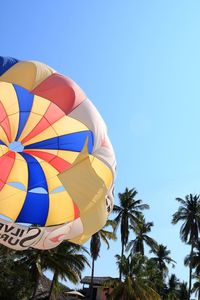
[
  {"x1": 172, "y1": 193, "x2": 200, "y2": 298},
  {"x1": 38, "y1": 241, "x2": 89, "y2": 299},
  {"x1": 113, "y1": 187, "x2": 149, "y2": 279},
  {"x1": 150, "y1": 244, "x2": 176, "y2": 279},
  {"x1": 90, "y1": 219, "x2": 117, "y2": 261},
  {"x1": 89, "y1": 220, "x2": 116, "y2": 300},
  {"x1": 178, "y1": 282, "x2": 188, "y2": 300},
  {"x1": 144, "y1": 258, "x2": 164, "y2": 293},
  {"x1": 163, "y1": 274, "x2": 180, "y2": 300},
  {"x1": 172, "y1": 194, "x2": 200, "y2": 244},
  {"x1": 0, "y1": 242, "x2": 89, "y2": 300},
  {"x1": 105, "y1": 254, "x2": 161, "y2": 300},
  {"x1": 113, "y1": 188, "x2": 149, "y2": 249},
  {"x1": 126, "y1": 215, "x2": 157, "y2": 256},
  {"x1": 0, "y1": 245, "x2": 33, "y2": 300}
]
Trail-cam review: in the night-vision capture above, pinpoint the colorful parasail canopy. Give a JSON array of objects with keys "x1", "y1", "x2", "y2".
[{"x1": 0, "y1": 56, "x2": 116, "y2": 250}]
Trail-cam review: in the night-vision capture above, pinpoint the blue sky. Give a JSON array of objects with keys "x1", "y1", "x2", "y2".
[{"x1": 2, "y1": 0, "x2": 200, "y2": 290}]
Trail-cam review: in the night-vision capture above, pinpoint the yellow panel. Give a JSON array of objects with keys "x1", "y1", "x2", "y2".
[
  {"x1": 0, "y1": 61, "x2": 55, "y2": 90},
  {"x1": 26, "y1": 149, "x2": 59, "y2": 155},
  {"x1": 26, "y1": 154, "x2": 60, "y2": 165},
  {"x1": 58, "y1": 147, "x2": 109, "y2": 244},
  {"x1": 0, "y1": 154, "x2": 28, "y2": 220},
  {"x1": 0, "y1": 127, "x2": 9, "y2": 145},
  {"x1": 0, "y1": 185, "x2": 26, "y2": 221},
  {"x1": 70, "y1": 194, "x2": 107, "y2": 245},
  {"x1": 57, "y1": 150, "x2": 80, "y2": 164},
  {"x1": 7, "y1": 153, "x2": 28, "y2": 188},
  {"x1": 19, "y1": 96, "x2": 50, "y2": 141},
  {"x1": 23, "y1": 125, "x2": 57, "y2": 146},
  {"x1": 18, "y1": 113, "x2": 44, "y2": 142},
  {"x1": 57, "y1": 144, "x2": 112, "y2": 191},
  {"x1": 45, "y1": 191, "x2": 75, "y2": 226},
  {"x1": 0, "y1": 146, "x2": 8, "y2": 157},
  {"x1": 58, "y1": 152, "x2": 108, "y2": 213},
  {"x1": 29, "y1": 60, "x2": 56, "y2": 89},
  {"x1": 90, "y1": 156, "x2": 113, "y2": 189},
  {"x1": 37, "y1": 160, "x2": 59, "y2": 190},
  {"x1": 23, "y1": 116, "x2": 88, "y2": 146},
  {"x1": 43, "y1": 175, "x2": 61, "y2": 192},
  {"x1": 7, "y1": 113, "x2": 19, "y2": 142},
  {"x1": 25, "y1": 149, "x2": 59, "y2": 160},
  {"x1": 52, "y1": 116, "x2": 88, "y2": 136},
  {"x1": 32, "y1": 159, "x2": 75, "y2": 226},
  {"x1": 0, "y1": 82, "x2": 19, "y2": 115},
  {"x1": 30, "y1": 95, "x2": 50, "y2": 115},
  {"x1": 25, "y1": 149, "x2": 79, "y2": 165}
]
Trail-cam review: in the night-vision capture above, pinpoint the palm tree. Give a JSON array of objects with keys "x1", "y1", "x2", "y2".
[
  {"x1": 144, "y1": 258, "x2": 165, "y2": 295},
  {"x1": 16, "y1": 248, "x2": 43, "y2": 299},
  {"x1": 126, "y1": 215, "x2": 157, "y2": 256},
  {"x1": 16, "y1": 242, "x2": 89, "y2": 300},
  {"x1": 163, "y1": 274, "x2": 180, "y2": 300},
  {"x1": 89, "y1": 220, "x2": 116, "y2": 300},
  {"x1": 0, "y1": 246, "x2": 33, "y2": 300},
  {"x1": 192, "y1": 275, "x2": 200, "y2": 299},
  {"x1": 185, "y1": 239, "x2": 200, "y2": 276},
  {"x1": 46, "y1": 241, "x2": 89, "y2": 300},
  {"x1": 105, "y1": 254, "x2": 161, "y2": 300},
  {"x1": 185, "y1": 241, "x2": 200, "y2": 299},
  {"x1": 172, "y1": 194, "x2": 200, "y2": 299},
  {"x1": 150, "y1": 244, "x2": 176, "y2": 279},
  {"x1": 113, "y1": 187, "x2": 149, "y2": 280},
  {"x1": 178, "y1": 282, "x2": 188, "y2": 300}
]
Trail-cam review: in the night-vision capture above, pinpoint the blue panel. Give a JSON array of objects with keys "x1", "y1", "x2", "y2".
[
  {"x1": 25, "y1": 136, "x2": 59, "y2": 150},
  {"x1": 19, "y1": 152, "x2": 48, "y2": 190},
  {"x1": 24, "y1": 131, "x2": 94, "y2": 154},
  {"x1": 16, "y1": 192, "x2": 49, "y2": 226},
  {"x1": 0, "y1": 140, "x2": 6, "y2": 146},
  {"x1": 13, "y1": 85, "x2": 34, "y2": 140},
  {"x1": 0, "y1": 56, "x2": 19, "y2": 76},
  {"x1": 16, "y1": 152, "x2": 49, "y2": 226}
]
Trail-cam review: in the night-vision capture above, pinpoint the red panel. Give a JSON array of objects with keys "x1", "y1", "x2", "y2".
[
  {"x1": 32, "y1": 73, "x2": 86, "y2": 115},
  {"x1": 50, "y1": 156, "x2": 71, "y2": 172},
  {"x1": 0, "y1": 101, "x2": 11, "y2": 142},
  {"x1": 0, "y1": 151, "x2": 15, "y2": 190},
  {"x1": 73, "y1": 203, "x2": 80, "y2": 219},
  {"x1": 21, "y1": 102, "x2": 65, "y2": 144},
  {"x1": 22, "y1": 118, "x2": 50, "y2": 144},
  {"x1": 44, "y1": 102, "x2": 65, "y2": 123},
  {"x1": 24, "y1": 150, "x2": 71, "y2": 172},
  {"x1": 0, "y1": 180, "x2": 5, "y2": 190},
  {"x1": 24, "y1": 149, "x2": 56, "y2": 162},
  {"x1": 0, "y1": 102, "x2": 7, "y2": 122},
  {"x1": 1, "y1": 119, "x2": 12, "y2": 142}
]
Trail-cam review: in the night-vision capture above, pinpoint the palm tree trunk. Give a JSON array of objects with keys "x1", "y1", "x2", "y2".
[
  {"x1": 47, "y1": 271, "x2": 58, "y2": 300},
  {"x1": 188, "y1": 243, "x2": 194, "y2": 300},
  {"x1": 90, "y1": 258, "x2": 95, "y2": 300},
  {"x1": 141, "y1": 242, "x2": 144, "y2": 256},
  {"x1": 119, "y1": 242, "x2": 124, "y2": 281}
]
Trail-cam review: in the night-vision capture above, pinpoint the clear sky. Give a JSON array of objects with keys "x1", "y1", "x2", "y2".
[{"x1": 1, "y1": 0, "x2": 200, "y2": 291}]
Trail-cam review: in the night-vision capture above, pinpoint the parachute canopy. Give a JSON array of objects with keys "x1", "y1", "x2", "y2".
[{"x1": 0, "y1": 56, "x2": 116, "y2": 250}]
